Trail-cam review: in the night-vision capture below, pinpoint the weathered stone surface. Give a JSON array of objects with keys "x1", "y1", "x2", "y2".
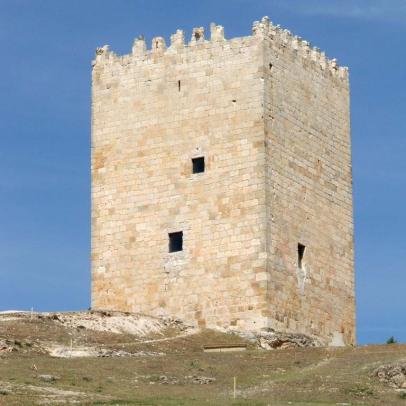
[
  {"x1": 373, "y1": 362, "x2": 406, "y2": 388},
  {"x1": 257, "y1": 331, "x2": 322, "y2": 350},
  {"x1": 91, "y1": 17, "x2": 355, "y2": 345},
  {"x1": 227, "y1": 328, "x2": 321, "y2": 349}
]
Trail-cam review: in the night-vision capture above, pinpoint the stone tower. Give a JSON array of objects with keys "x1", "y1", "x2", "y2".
[{"x1": 91, "y1": 17, "x2": 355, "y2": 345}]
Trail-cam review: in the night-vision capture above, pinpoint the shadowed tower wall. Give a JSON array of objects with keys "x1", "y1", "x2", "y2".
[
  {"x1": 91, "y1": 18, "x2": 355, "y2": 345},
  {"x1": 260, "y1": 19, "x2": 354, "y2": 345}
]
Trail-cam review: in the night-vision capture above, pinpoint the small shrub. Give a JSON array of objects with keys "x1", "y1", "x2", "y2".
[
  {"x1": 344, "y1": 384, "x2": 374, "y2": 397},
  {"x1": 387, "y1": 336, "x2": 397, "y2": 344},
  {"x1": 190, "y1": 360, "x2": 201, "y2": 369},
  {"x1": 399, "y1": 391, "x2": 406, "y2": 399}
]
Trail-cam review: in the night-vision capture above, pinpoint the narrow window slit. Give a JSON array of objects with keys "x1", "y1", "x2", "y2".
[
  {"x1": 178, "y1": 80, "x2": 181, "y2": 92},
  {"x1": 298, "y1": 243, "x2": 306, "y2": 269}
]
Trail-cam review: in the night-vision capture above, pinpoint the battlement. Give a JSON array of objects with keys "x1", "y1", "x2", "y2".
[{"x1": 93, "y1": 16, "x2": 348, "y2": 80}]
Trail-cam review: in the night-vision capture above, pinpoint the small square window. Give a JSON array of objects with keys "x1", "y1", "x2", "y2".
[
  {"x1": 169, "y1": 231, "x2": 183, "y2": 253},
  {"x1": 192, "y1": 157, "x2": 205, "y2": 174}
]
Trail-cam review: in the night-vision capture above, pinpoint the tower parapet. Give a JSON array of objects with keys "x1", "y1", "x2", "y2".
[{"x1": 92, "y1": 17, "x2": 348, "y2": 80}]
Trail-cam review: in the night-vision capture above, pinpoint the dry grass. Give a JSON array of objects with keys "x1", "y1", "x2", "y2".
[{"x1": 0, "y1": 312, "x2": 405, "y2": 405}]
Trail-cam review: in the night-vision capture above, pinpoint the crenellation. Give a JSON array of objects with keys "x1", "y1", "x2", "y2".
[
  {"x1": 92, "y1": 18, "x2": 347, "y2": 80},
  {"x1": 300, "y1": 40, "x2": 311, "y2": 58},
  {"x1": 210, "y1": 23, "x2": 224, "y2": 41},
  {"x1": 292, "y1": 35, "x2": 300, "y2": 51},
  {"x1": 338, "y1": 66, "x2": 349, "y2": 79},
  {"x1": 170, "y1": 29, "x2": 185, "y2": 49},
  {"x1": 132, "y1": 36, "x2": 147, "y2": 56},
  {"x1": 252, "y1": 16, "x2": 270, "y2": 37},
  {"x1": 151, "y1": 36, "x2": 166, "y2": 52},
  {"x1": 279, "y1": 29, "x2": 292, "y2": 46},
  {"x1": 311, "y1": 47, "x2": 320, "y2": 62},
  {"x1": 319, "y1": 51, "x2": 327, "y2": 70},
  {"x1": 94, "y1": 45, "x2": 110, "y2": 63},
  {"x1": 190, "y1": 27, "x2": 205, "y2": 44}
]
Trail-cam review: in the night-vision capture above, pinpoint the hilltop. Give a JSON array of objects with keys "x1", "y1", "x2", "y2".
[{"x1": 0, "y1": 311, "x2": 405, "y2": 405}]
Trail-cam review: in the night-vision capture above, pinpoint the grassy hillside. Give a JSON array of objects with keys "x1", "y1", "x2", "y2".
[{"x1": 0, "y1": 312, "x2": 405, "y2": 405}]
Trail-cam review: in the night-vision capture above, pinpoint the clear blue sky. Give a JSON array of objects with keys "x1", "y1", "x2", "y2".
[{"x1": 1, "y1": 0, "x2": 405, "y2": 345}]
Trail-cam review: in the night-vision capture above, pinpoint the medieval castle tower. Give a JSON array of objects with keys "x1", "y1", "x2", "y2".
[{"x1": 91, "y1": 17, "x2": 355, "y2": 345}]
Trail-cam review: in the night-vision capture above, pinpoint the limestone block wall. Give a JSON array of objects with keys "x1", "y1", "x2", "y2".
[
  {"x1": 91, "y1": 17, "x2": 355, "y2": 344},
  {"x1": 259, "y1": 18, "x2": 355, "y2": 345},
  {"x1": 91, "y1": 25, "x2": 269, "y2": 330}
]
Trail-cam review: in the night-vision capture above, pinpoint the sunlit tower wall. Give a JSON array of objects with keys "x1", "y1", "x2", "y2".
[{"x1": 91, "y1": 17, "x2": 355, "y2": 345}]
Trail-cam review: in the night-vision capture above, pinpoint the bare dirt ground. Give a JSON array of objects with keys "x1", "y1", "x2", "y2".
[{"x1": 0, "y1": 311, "x2": 405, "y2": 405}]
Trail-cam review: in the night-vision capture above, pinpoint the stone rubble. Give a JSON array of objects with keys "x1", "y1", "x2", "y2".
[
  {"x1": 185, "y1": 375, "x2": 216, "y2": 384},
  {"x1": 373, "y1": 362, "x2": 406, "y2": 389},
  {"x1": 256, "y1": 331, "x2": 322, "y2": 350},
  {"x1": 149, "y1": 375, "x2": 215, "y2": 385},
  {"x1": 227, "y1": 328, "x2": 322, "y2": 350}
]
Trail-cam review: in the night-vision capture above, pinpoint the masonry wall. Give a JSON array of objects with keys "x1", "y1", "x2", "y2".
[
  {"x1": 260, "y1": 20, "x2": 355, "y2": 345},
  {"x1": 91, "y1": 27, "x2": 269, "y2": 330},
  {"x1": 91, "y1": 18, "x2": 355, "y2": 344}
]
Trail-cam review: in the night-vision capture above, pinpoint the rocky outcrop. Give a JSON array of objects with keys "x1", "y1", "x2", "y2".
[{"x1": 373, "y1": 362, "x2": 406, "y2": 389}]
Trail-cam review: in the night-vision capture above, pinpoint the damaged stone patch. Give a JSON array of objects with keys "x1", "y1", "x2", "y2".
[
  {"x1": 257, "y1": 331, "x2": 322, "y2": 350},
  {"x1": 226, "y1": 328, "x2": 322, "y2": 350}
]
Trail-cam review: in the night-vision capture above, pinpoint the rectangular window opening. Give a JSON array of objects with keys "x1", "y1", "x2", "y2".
[
  {"x1": 178, "y1": 80, "x2": 181, "y2": 92},
  {"x1": 298, "y1": 243, "x2": 306, "y2": 269},
  {"x1": 192, "y1": 156, "x2": 205, "y2": 174},
  {"x1": 169, "y1": 231, "x2": 183, "y2": 253}
]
